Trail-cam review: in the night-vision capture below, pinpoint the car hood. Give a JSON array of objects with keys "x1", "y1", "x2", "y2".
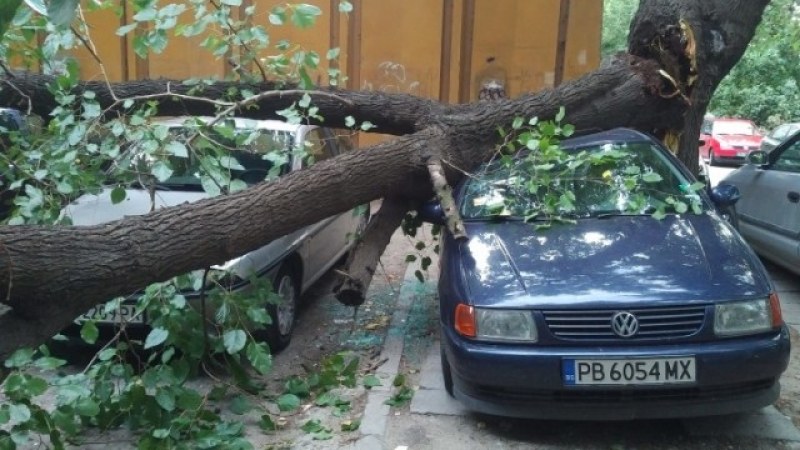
[
  {"x1": 714, "y1": 134, "x2": 762, "y2": 147},
  {"x1": 63, "y1": 188, "x2": 206, "y2": 225},
  {"x1": 457, "y1": 214, "x2": 770, "y2": 308}
]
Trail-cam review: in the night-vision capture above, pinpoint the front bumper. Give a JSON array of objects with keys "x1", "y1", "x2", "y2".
[{"x1": 442, "y1": 325, "x2": 790, "y2": 420}]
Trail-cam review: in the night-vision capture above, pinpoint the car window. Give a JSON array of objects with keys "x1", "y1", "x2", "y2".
[
  {"x1": 771, "y1": 125, "x2": 788, "y2": 140},
  {"x1": 712, "y1": 120, "x2": 756, "y2": 135},
  {"x1": 302, "y1": 128, "x2": 338, "y2": 166},
  {"x1": 460, "y1": 141, "x2": 699, "y2": 219},
  {"x1": 701, "y1": 120, "x2": 712, "y2": 134},
  {"x1": 772, "y1": 141, "x2": 800, "y2": 173},
  {"x1": 115, "y1": 127, "x2": 294, "y2": 188}
]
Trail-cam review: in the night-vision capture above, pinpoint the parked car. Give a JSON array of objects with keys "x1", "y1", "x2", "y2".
[
  {"x1": 426, "y1": 128, "x2": 789, "y2": 420},
  {"x1": 721, "y1": 132, "x2": 800, "y2": 277},
  {"x1": 700, "y1": 117, "x2": 762, "y2": 166},
  {"x1": 60, "y1": 117, "x2": 367, "y2": 351},
  {"x1": 760, "y1": 122, "x2": 800, "y2": 154}
]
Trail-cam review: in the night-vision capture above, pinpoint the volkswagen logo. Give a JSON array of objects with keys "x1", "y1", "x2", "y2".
[{"x1": 611, "y1": 311, "x2": 639, "y2": 338}]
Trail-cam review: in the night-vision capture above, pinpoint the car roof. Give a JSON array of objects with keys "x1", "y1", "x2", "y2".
[
  {"x1": 153, "y1": 116, "x2": 308, "y2": 132},
  {"x1": 560, "y1": 128, "x2": 655, "y2": 150}
]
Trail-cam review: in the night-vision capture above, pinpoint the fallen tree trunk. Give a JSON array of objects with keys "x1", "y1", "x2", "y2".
[{"x1": 0, "y1": 0, "x2": 769, "y2": 362}]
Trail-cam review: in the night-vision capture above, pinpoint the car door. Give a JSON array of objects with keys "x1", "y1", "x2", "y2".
[
  {"x1": 732, "y1": 138, "x2": 800, "y2": 270},
  {"x1": 298, "y1": 127, "x2": 360, "y2": 288}
]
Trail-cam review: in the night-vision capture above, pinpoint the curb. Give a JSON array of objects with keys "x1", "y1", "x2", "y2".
[{"x1": 347, "y1": 261, "x2": 421, "y2": 450}]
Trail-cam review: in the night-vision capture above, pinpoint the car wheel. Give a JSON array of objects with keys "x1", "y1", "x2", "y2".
[
  {"x1": 709, "y1": 149, "x2": 718, "y2": 166},
  {"x1": 441, "y1": 346, "x2": 454, "y2": 397},
  {"x1": 263, "y1": 264, "x2": 299, "y2": 352}
]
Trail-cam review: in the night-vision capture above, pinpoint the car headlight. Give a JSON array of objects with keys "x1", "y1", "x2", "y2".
[
  {"x1": 454, "y1": 304, "x2": 537, "y2": 342},
  {"x1": 714, "y1": 294, "x2": 782, "y2": 337}
]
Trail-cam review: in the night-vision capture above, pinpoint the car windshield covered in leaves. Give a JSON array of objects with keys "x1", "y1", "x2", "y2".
[{"x1": 461, "y1": 140, "x2": 704, "y2": 221}]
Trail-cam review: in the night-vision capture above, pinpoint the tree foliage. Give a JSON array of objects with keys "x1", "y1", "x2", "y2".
[{"x1": 710, "y1": 0, "x2": 800, "y2": 126}]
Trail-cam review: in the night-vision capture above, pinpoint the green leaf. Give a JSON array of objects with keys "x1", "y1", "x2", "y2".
[
  {"x1": 8, "y1": 404, "x2": 30, "y2": 424},
  {"x1": 165, "y1": 141, "x2": 188, "y2": 158},
  {"x1": 230, "y1": 395, "x2": 252, "y2": 415},
  {"x1": 80, "y1": 320, "x2": 99, "y2": 345},
  {"x1": 363, "y1": 374, "x2": 382, "y2": 389},
  {"x1": 259, "y1": 414, "x2": 276, "y2": 431},
  {"x1": 116, "y1": 23, "x2": 137, "y2": 36},
  {"x1": 339, "y1": 1, "x2": 353, "y2": 13},
  {"x1": 674, "y1": 201, "x2": 688, "y2": 214},
  {"x1": 345, "y1": 116, "x2": 356, "y2": 128},
  {"x1": 75, "y1": 398, "x2": 100, "y2": 417},
  {"x1": 512, "y1": 117, "x2": 524, "y2": 130},
  {"x1": 555, "y1": 106, "x2": 566, "y2": 122},
  {"x1": 276, "y1": 393, "x2": 300, "y2": 412},
  {"x1": 34, "y1": 356, "x2": 66, "y2": 370},
  {"x1": 291, "y1": 4, "x2": 322, "y2": 28},
  {"x1": 144, "y1": 327, "x2": 169, "y2": 349},
  {"x1": 47, "y1": 0, "x2": 79, "y2": 26},
  {"x1": 246, "y1": 342, "x2": 272, "y2": 375},
  {"x1": 151, "y1": 161, "x2": 174, "y2": 182},
  {"x1": 152, "y1": 429, "x2": 170, "y2": 439},
  {"x1": 641, "y1": 172, "x2": 663, "y2": 183},
  {"x1": 223, "y1": 329, "x2": 247, "y2": 354},
  {"x1": 5, "y1": 348, "x2": 34, "y2": 368},
  {"x1": 155, "y1": 389, "x2": 175, "y2": 412}
]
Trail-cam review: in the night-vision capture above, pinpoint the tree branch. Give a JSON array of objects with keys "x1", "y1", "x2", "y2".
[
  {"x1": 427, "y1": 157, "x2": 466, "y2": 240},
  {"x1": 334, "y1": 200, "x2": 409, "y2": 307}
]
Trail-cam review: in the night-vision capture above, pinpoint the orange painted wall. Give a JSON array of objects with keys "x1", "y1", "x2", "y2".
[{"x1": 73, "y1": 0, "x2": 602, "y2": 104}]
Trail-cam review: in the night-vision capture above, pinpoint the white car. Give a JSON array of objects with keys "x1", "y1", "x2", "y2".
[
  {"x1": 62, "y1": 117, "x2": 367, "y2": 350},
  {"x1": 722, "y1": 131, "x2": 800, "y2": 276}
]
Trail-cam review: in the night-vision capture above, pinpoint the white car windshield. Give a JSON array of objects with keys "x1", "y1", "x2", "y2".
[{"x1": 713, "y1": 121, "x2": 756, "y2": 135}]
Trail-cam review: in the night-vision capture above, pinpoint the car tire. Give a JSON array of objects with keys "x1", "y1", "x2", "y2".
[
  {"x1": 263, "y1": 263, "x2": 299, "y2": 352},
  {"x1": 709, "y1": 150, "x2": 718, "y2": 166},
  {"x1": 441, "y1": 346, "x2": 454, "y2": 397}
]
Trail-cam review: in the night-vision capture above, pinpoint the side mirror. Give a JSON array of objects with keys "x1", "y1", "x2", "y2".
[
  {"x1": 418, "y1": 200, "x2": 446, "y2": 225},
  {"x1": 746, "y1": 150, "x2": 768, "y2": 166},
  {"x1": 709, "y1": 183, "x2": 741, "y2": 207}
]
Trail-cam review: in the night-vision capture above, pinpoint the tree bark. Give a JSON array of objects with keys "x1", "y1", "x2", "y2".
[
  {"x1": 0, "y1": 0, "x2": 769, "y2": 361},
  {"x1": 628, "y1": 0, "x2": 770, "y2": 172}
]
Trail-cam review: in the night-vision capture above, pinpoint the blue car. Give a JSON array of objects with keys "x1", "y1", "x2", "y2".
[{"x1": 432, "y1": 128, "x2": 790, "y2": 420}]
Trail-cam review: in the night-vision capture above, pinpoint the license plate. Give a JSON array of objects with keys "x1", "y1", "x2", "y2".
[
  {"x1": 737, "y1": 151, "x2": 746, "y2": 157},
  {"x1": 563, "y1": 357, "x2": 696, "y2": 386},
  {"x1": 79, "y1": 303, "x2": 144, "y2": 324}
]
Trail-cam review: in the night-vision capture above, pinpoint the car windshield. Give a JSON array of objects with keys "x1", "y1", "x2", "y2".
[
  {"x1": 460, "y1": 141, "x2": 702, "y2": 220},
  {"x1": 713, "y1": 121, "x2": 756, "y2": 135},
  {"x1": 118, "y1": 126, "x2": 294, "y2": 189}
]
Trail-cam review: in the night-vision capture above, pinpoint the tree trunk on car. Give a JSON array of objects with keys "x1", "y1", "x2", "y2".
[{"x1": 0, "y1": 0, "x2": 769, "y2": 365}]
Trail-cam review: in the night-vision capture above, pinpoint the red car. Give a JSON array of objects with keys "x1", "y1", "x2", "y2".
[{"x1": 700, "y1": 118, "x2": 762, "y2": 165}]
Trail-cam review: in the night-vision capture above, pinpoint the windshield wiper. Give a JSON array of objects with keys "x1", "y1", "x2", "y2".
[{"x1": 593, "y1": 206, "x2": 656, "y2": 219}]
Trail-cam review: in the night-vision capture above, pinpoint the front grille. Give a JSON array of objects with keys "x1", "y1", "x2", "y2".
[
  {"x1": 542, "y1": 306, "x2": 706, "y2": 341},
  {"x1": 472, "y1": 378, "x2": 775, "y2": 404}
]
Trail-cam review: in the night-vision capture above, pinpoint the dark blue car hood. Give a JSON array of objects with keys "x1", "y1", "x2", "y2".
[{"x1": 456, "y1": 214, "x2": 771, "y2": 308}]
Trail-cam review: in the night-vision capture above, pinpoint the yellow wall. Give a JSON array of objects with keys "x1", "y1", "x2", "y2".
[{"x1": 73, "y1": 0, "x2": 602, "y2": 102}]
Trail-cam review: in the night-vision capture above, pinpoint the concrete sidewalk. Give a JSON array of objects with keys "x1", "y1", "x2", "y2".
[{"x1": 351, "y1": 258, "x2": 800, "y2": 449}]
